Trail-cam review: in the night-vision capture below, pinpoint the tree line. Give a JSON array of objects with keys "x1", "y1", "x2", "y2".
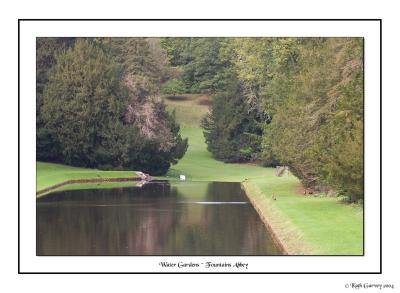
[{"x1": 161, "y1": 38, "x2": 363, "y2": 201}]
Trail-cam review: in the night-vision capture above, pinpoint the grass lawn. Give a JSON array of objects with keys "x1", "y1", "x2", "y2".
[
  {"x1": 36, "y1": 162, "x2": 138, "y2": 193},
  {"x1": 243, "y1": 178, "x2": 363, "y2": 255},
  {"x1": 164, "y1": 94, "x2": 210, "y2": 128},
  {"x1": 165, "y1": 127, "x2": 275, "y2": 182}
]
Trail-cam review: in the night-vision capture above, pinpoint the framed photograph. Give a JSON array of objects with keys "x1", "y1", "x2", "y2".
[{"x1": 18, "y1": 19, "x2": 381, "y2": 273}]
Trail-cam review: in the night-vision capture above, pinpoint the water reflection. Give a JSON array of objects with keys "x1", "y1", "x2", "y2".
[{"x1": 37, "y1": 181, "x2": 282, "y2": 255}]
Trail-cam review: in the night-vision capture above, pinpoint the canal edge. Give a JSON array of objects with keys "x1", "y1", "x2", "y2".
[
  {"x1": 36, "y1": 177, "x2": 141, "y2": 197},
  {"x1": 241, "y1": 181, "x2": 289, "y2": 255},
  {"x1": 241, "y1": 181, "x2": 314, "y2": 255}
]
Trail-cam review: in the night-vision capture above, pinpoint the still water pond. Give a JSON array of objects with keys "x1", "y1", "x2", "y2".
[{"x1": 37, "y1": 181, "x2": 282, "y2": 255}]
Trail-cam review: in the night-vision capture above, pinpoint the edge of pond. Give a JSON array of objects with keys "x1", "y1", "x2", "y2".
[
  {"x1": 241, "y1": 181, "x2": 315, "y2": 255},
  {"x1": 37, "y1": 178, "x2": 309, "y2": 255},
  {"x1": 36, "y1": 178, "x2": 242, "y2": 198},
  {"x1": 36, "y1": 177, "x2": 141, "y2": 198}
]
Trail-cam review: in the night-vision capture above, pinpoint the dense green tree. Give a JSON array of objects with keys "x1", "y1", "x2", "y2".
[
  {"x1": 102, "y1": 38, "x2": 172, "y2": 97},
  {"x1": 201, "y1": 38, "x2": 275, "y2": 165},
  {"x1": 42, "y1": 39, "x2": 128, "y2": 167},
  {"x1": 36, "y1": 38, "x2": 75, "y2": 161},
  {"x1": 161, "y1": 38, "x2": 235, "y2": 94},
  {"x1": 264, "y1": 38, "x2": 364, "y2": 200},
  {"x1": 160, "y1": 38, "x2": 192, "y2": 67},
  {"x1": 124, "y1": 107, "x2": 188, "y2": 175},
  {"x1": 103, "y1": 38, "x2": 188, "y2": 174},
  {"x1": 202, "y1": 83, "x2": 264, "y2": 163},
  {"x1": 313, "y1": 39, "x2": 363, "y2": 200},
  {"x1": 39, "y1": 38, "x2": 188, "y2": 174}
]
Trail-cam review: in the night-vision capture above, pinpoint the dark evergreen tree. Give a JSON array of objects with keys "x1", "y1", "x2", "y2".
[
  {"x1": 42, "y1": 39, "x2": 128, "y2": 167},
  {"x1": 38, "y1": 38, "x2": 187, "y2": 175},
  {"x1": 36, "y1": 37, "x2": 75, "y2": 161},
  {"x1": 202, "y1": 84, "x2": 264, "y2": 163}
]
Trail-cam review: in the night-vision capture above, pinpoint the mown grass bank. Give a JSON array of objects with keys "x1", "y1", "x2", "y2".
[
  {"x1": 242, "y1": 179, "x2": 363, "y2": 255},
  {"x1": 36, "y1": 162, "x2": 139, "y2": 195}
]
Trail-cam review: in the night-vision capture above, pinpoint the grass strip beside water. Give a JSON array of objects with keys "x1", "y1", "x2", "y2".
[
  {"x1": 36, "y1": 162, "x2": 139, "y2": 194},
  {"x1": 243, "y1": 178, "x2": 363, "y2": 255}
]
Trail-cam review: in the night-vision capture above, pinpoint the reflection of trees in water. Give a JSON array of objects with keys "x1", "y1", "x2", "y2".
[
  {"x1": 37, "y1": 182, "x2": 281, "y2": 255},
  {"x1": 201, "y1": 182, "x2": 273, "y2": 254},
  {"x1": 125, "y1": 185, "x2": 181, "y2": 255},
  {"x1": 37, "y1": 183, "x2": 181, "y2": 255},
  {"x1": 169, "y1": 182, "x2": 278, "y2": 255}
]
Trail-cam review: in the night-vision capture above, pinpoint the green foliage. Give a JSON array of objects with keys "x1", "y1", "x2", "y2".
[
  {"x1": 123, "y1": 104, "x2": 188, "y2": 175},
  {"x1": 195, "y1": 37, "x2": 363, "y2": 200},
  {"x1": 161, "y1": 78, "x2": 187, "y2": 95},
  {"x1": 101, "y1": 38, "x2": 171, "y2": 97},
  {"x1": 36, "y1": 127, "x2": 63, "y2": 162},
  {"x1": 161, "y1": 38, "x2": 235, "y2": 94},
  {"x1": 314, "y1": 40, "x2": 364, "y2": 200},
  {"x1": 42, "y1": 39, "x2": 128, "y2": 167},
  {"x1": 202, "y1": 88, "x2": 263, "y2": 163},
  {"x1": 160, "y1": 38, "x2": 191, "y2": 66},
  {"x1": 38, "y1": 38, "x2": 188, "y2": 175},
  {"x1": 263, "y1": 38, "x2": 364, "y2": 200},
  {"x1": 36, "y1": 38, "x2": 75, "y2": 161}
]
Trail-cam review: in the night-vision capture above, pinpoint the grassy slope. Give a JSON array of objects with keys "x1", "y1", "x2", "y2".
[
  {"x1": 164, "y1": 95, "x2": 274, "y2": 181},
  {"x1": 37, "y1": 162, "x2": 138, "y2": 192},
  {"x1": 165, "y1": 127, "x2": 275, "y2": 181},
  {"x1": 164, "y1": 95, "x2": 210, "y2": 128},
  {"x1": 164, "y1": 95, "x2": 363, "y2": 255}
]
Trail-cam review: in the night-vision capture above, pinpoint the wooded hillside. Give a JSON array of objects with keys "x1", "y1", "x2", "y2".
[{"x1": 162, "y1": 38, "x2": 363, "y2": 201}]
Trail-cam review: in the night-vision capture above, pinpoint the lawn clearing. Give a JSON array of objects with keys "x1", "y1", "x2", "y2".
[{"x1": 163, "y1": 94, "x2": 210, "y2": 128}]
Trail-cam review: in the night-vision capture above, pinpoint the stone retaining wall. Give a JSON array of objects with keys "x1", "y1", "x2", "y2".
[
  {"x1": 241, "y1": 182, "x2": 289, "y2": 255},
  {"x1": 36, "y1": 177, "x2": 140, "y2": 196}
]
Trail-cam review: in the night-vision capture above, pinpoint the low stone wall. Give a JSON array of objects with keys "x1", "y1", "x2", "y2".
[
  {"x1": 241, "y1": 181, "x2": 289, "y2": 255},
  {"x1": 36, "y1": 177, "x2": 140, "y2": 197}
]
